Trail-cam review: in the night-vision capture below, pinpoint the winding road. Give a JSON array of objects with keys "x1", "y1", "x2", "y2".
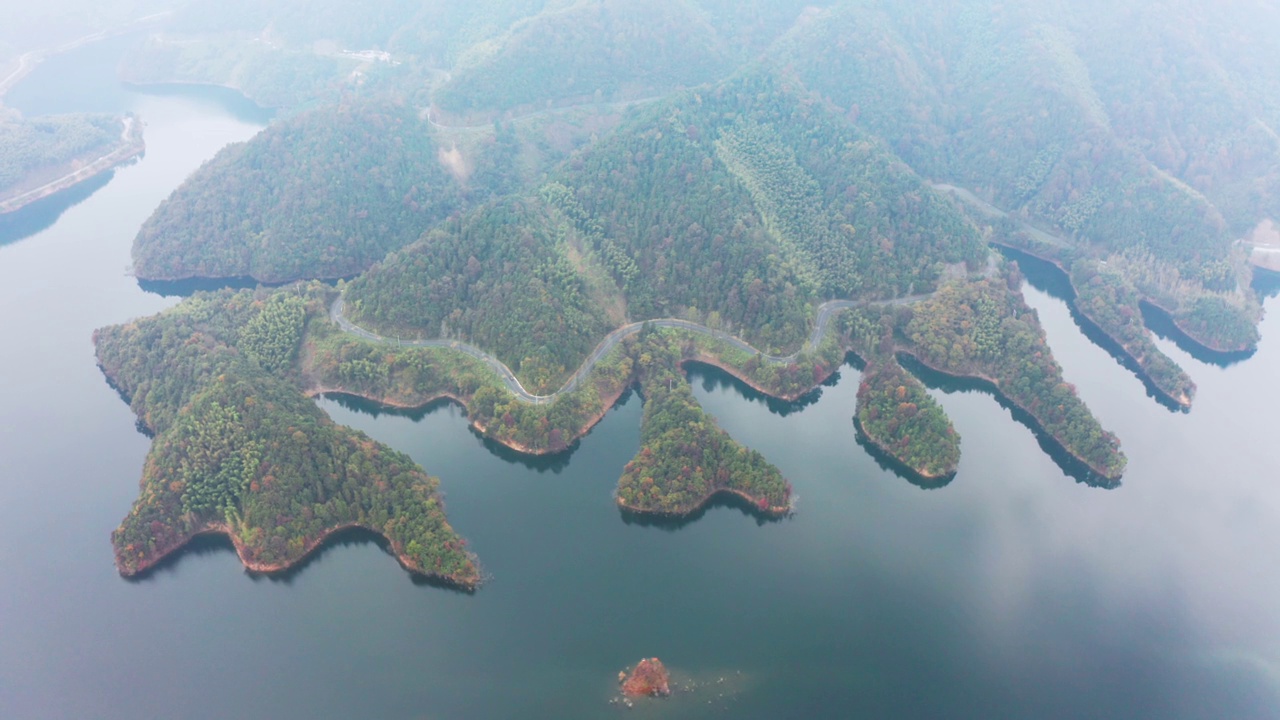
[{"x1": 329, "y1": 293, "x2": 928, "y2": 405}]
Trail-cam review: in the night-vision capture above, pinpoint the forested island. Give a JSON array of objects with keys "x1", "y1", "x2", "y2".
[
  {"x1": 83, "y1": 0, "x2": 1280, "y2": 577},
  {"x1": 0, "y1": 109, "x2": 144, "y2": 214}
]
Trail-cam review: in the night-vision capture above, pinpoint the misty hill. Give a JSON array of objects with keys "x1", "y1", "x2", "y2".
[
  {"x1": 342, "y1": 76, "x2": 985, "y2": 391},
  {"x1": 125, "y1": 0, "x2": 1280, "y2": 407},
  {"x1": 769, "y1": 0, "x2": 1272, "y2": 354},
  {"x1": 132, "y1": 101, "x2": 495, "y2": 282}
]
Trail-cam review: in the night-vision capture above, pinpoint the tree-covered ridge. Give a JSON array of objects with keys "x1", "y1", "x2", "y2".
[
  {"x1": 1062, "y1": 0, "x2": 1280, "y2": 237},
  {"x1": 1071, "y1": 258, "x2": 1196, "y2": 407},
  {"x1": 1174, "y1": 295, "x2": 1261, "y2": 354},
  {"x1": 900, "y1": 273, "x2": 1126, "y2": 481},
  {"x1": 855, "y1": 359, "x2": 960, "y2": 482},
  {"x1": 93, "y1": 286, "x2": 479, "y2": 586},
  {"x1": 132, "y1": 101, "x2": 475, "y2": 283},
  {"x1": 0, "y1": 110, "x2": 121, "y2": 196},
  {"x1": 713, "y1": 115, "x2": 984, "y2": 299},
  {"x1": 617, "y1": 330, "x2": 791, "y2": 516},
  {"x1": 547, "y1": 75, "x2": 982, "y2": 349},
  {"x1": 343, "y1": 76, "x2": 982, "y2": 391},
  {"x1": 433, "y1": 0, "x2": 735, "y2": 118},
  {"x1": 770, "y1": 1, "x2": 1234, "y2": 266},
  {"x1": 343, "y1": 196, "x2": 614, "y2": 395},
  {"x1": 306, "y1": 297, "x2": 635, "y2": 455},
  {"x1": 769, "y1": 0, "x2": 1270, "y2": 352},
  {"x1": 983, "y1": 209, "x2": 1258, "y2": 407}
]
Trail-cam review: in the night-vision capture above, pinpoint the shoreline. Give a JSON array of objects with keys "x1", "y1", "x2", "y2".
[
  {"x1": 851, "y1": 416, "x2": 955, "y2": 484},
  {"x1": 683, "y1": 353, "x2": 832, "y2": 403},
  {"x1": 0, "y1": 12, "x2": 171, "y2": 99},
  {"x1": 1139, "y1": 297, "x2": 1257, "y2": 356},
  {"x1": 306, "y1": 376, "x2": 632, "y2": 458},
  {"x1": 310, "y1": 314, "x2": 1120, "y2": 485},
  {"x1": 617, "y1": 487, "x2": 791, "y2": 520},
  {"x1": 896, "y1": 351, "x2": 1123, "y2": 484},
  {"x1": 116, "y1": 520, "x2": 480, "y2": 590},
  {"x1": 0, "y1": 117, "x2": 146, "y2": 215},
  {"x1": 992, "y1": 241, "x2": 1194, "y2": 409}
]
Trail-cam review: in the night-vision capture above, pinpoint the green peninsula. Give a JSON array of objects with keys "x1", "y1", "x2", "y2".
[
  {"x1": 0, "y1": 109, "x2": 144, "y2": 214},
  {"x1": 95, "y1": 287, "x2": 479, "y2": 586},
  {"x1": 855, "y1": 359, "x2": 960, "y2": 484}
]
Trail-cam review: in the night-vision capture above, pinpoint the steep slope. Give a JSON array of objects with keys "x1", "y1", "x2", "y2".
[
  {"x1": 345, "y1": 76, "x2": 986, "y2": 388},
  {"x1": 343, "y1": 196, "x2": 614, "y2": 394},
  {"x1": 132, "y1": 100, "x2": 488, "y2": 282},
  {"x1": 768, "y1": 0, "x2": 1268, "y2": 402}
]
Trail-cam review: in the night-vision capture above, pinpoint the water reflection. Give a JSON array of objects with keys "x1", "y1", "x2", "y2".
[
  {"x1": 122, "y1": 525, "x2": 473, "y2": 593},
  {"x1": 897, "y1": 352, "x2": 1119, "y2": 488},
  {"x1": 0, "y1": 170, "x2": 117, "y2": 246},
  {"x1": 853, "y1": 418, "x2": 956, "y2": 490},
  {"x1": 137, "y1": 276, "x2": 265, "y2": 298},
  {"x1": 121, "y1": 532, "x2": 238, "y2": 583},
  {"x1": 318, "y1": 391, "x2": 579, "y2": 474},
  {"x1": 618, "y1": 491, "x2": 788, "y2": 531},
  {"x1": 248, "y1": 526, "x2": 474, "y2": 594},
  {"x1": 123, "y1": 82, "x2": 275, "y2": 125},
  {"x1": 1140, "y1": 301, "x2": 1256, "y2": 368},
  {"x1": 1252, "y1": 268, "x2": 1280, "y2": 300},
  {"x1": 999, "y1": 246, "x2": 1188, "y2": 412},
  {"x1": 137, "y1": 275, "x2": 346, "y2": 298},
  {"x1": 685, "y1": 362, "x2": 830, "y2": 417}
]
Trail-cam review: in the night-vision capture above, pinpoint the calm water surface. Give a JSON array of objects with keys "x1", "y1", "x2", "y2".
[{"x1": 1, "y1": 43, "x2": 1278, "y2": 720}]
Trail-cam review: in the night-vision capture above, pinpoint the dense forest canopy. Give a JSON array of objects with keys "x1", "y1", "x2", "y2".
[
  {"x1": 342, "y1": 75, "x2": 984, "y2": 390},
  {"x1": 433, "y1": 0, "x2": 737, "y2": 117},
  {"x1": 766, "y1": 0, "x2": 1274, "y2": 343},
  {"x1": 107, "y1": 0, "x2": 1279, "y2": 371},
  {"x1": 121, "y1": 0, "x2": 1278, "y2": 416},
  {"x1": 0, "y1": 110, "x2": 122, "y2": 195},
  {"x1": 10, "y1": 0, "x2": 1268, "y2": 574},
  {"x1": 131, "y1": 100, "x2": 490, "y2": 282},
  {"x1": 345, "y1": 195, "x2": 614, "y2": 393}
]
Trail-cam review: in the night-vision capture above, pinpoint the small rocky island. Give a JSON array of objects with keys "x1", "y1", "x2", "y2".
[{"x1": 619, "y1": 658, "x2": 671, "y2": 698}]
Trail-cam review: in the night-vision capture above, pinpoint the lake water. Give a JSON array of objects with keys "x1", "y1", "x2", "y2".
[{"x1": 2, "y1": 41, "x2": 1279, "y2": 720}]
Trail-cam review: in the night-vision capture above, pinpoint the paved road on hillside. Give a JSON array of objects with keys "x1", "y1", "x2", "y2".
[
  {"x1": 931, "y1": 183, "x2": 1073, "y2": 250},
  {"x1": 330, "y1": 293, "x2": 929, "y2": 405}
]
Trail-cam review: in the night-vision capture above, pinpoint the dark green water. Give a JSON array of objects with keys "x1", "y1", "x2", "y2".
[{"x1": 2, "y1": 42, "x2": 1279, "y2": 720}]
